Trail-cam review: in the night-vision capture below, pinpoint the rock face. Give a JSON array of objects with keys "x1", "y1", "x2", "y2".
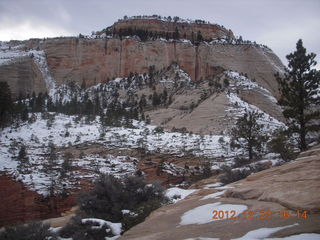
[
  {"x1": 104, "y1": 18, "x2": 235, "y2": 41},
  {"x1": 1, "y1": 18, "x2": 284, "y2": 98},
  {"x1": 39, "y1": 38, "x2": 283, "y2": 96},
  {"x1": 0, "y1": 56, "x2": 46, "y2": 97},
  {"x1": 119, "y1": 145, "x2": 320, "y2": 240},
  {"x1": 0, "y1": 174, "x2": 75, "y2": 227}
]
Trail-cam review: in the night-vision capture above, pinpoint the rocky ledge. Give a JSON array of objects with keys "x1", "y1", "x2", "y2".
[{"x1": 119, "y1": 145, "x2": 320, "y2": 240}]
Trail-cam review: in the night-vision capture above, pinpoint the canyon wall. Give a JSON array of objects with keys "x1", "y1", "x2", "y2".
[
  {"x1": 30, "y1": 37, "x2": 283, "y2": 95},
  {"x1": 0, "y1": 175, "x2": 75, "y2": 227},
  {"x1": 0, "y1": 56, "x2": 46, "y2": 97},
  {"x1": 1, "y1": 36, "x2": 284, "y2": 98}
]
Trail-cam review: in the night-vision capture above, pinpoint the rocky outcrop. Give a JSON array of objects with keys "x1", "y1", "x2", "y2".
[
  {"x1": 32, "y1": 38, "x2": 283, "y2": 96},
  {"x1": 0, "y1": 56, "x2": 46, "y2": 97},
  {"x1": 226, "y1": 145, "x2": 320, "y2": 212},
  {"x1": 104, "y1": 18, "x2": 235, "y2": 41},
  {"x1": 2, "y1": 32, "x2": 284, "y2": 99},
  {"x1": 0, "y1": 174, "x2": 75, "y2": 227},
  {"x1": 119, "y1": 145, "x2": 320, "y2": 240}
]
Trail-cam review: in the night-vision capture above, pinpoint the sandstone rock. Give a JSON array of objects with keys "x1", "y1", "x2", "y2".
[
  {"x1": 0, "y1": 56, "x2": 46, "y2": 97},
  {"x1": 225, "y1": 146, "x2": 320, "y2": 212},
  {"x1": 106, "y1": 18, "x2": 235, "y2": 42},
  {"x1": 119, "y1": 146, "x2": 320, "y2": 240},
  {"x1": 0, "y1": 175, "x2": 75, "y2": 227},
  {"x1": 3, "y1": 33, "x2": 283, "y2": 100}
]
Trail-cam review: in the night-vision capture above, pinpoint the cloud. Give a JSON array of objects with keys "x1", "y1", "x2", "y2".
[
  {"x1": 256, "y1": 17, "x2": 320, "y2": 68},
  {"x1": 0, "y1": 18, "x2": 72, "y2": 41},
  {"x1": 0, "y1": 0, "x2": 319, "y2": 69}
]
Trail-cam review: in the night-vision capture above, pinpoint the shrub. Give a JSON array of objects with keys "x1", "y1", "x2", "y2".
[
  {"x1": 268, "y1": 127, "x2": 297, "y2": 161},
  {"x1": 153, "y1": 126, "x2": 164, "y2": 134},
  {"x1": 59, "y1": 216, "x2": 113, "y2": 240},
  {"x1": 77, "y1": 174, "x2": 167, "y2": 231},
  {"x1": 0, "y1": 222, "x2": 57, "y2": 240}
]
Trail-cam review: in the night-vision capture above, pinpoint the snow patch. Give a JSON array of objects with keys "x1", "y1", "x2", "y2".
[
  {"x1": 180, "y1": 202, "x2": 247, "y2": 225},
  {"x1": 166, "y1": 188, "x2": 197, "y2": 203},
  {"x1": 231, "y1": 223, "x2": 298, "y2": 240},
  {"x1": 201, "y1": 190, "x2": 226, "y2": 200},
  {"x1": 81, "y1": 218, "x2": 122, "y2": 236}
]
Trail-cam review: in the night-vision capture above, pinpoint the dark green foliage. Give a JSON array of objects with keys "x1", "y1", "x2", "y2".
[
  {"x1": 59, "y1": 216, "x2": 113, "y2": 240},
  {"x1": 0, "y1": 82, "x2": 13, "y2": 127},
  {"x1": 35, "y1": 92, "x2": 45, "y2": 112},
  {"x1": 197, "y1": 30, "x2": 203, "y2": 42},
  {"x1": 268, "y1": 127, "x2": 297, "y2": 161},
  {"x1": 275, "y1": 39, "x2": 320, "y2": 151},
  {"x1": 77, "y1": 174, "x2": 167, "y2": 229},
  {"x1": 231, "y1": 110, "x2": 268, "y2": 160},
  {"x1": 153, "y1": 126, "x2": 164, "y2": 134},
  {"x1": 0, "y1": 222, "x2": 57, "y2": 240},
  {"x1": 152, "y1": 91, "x2": 161, "y2": 106},
  {"x1": 60, "y1": 152, "x2": 73, "y2": 178},
  {"x1": 17, "y1": 145, "x2": 28, "y2": 161},
  {"x1": 223, "y1": 78, "x2": 230, "y2": 88}
]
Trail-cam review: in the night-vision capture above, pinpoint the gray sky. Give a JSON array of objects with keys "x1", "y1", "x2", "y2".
[{"x1": 0, "y1": 0, "x2": 319, "y2": 69}]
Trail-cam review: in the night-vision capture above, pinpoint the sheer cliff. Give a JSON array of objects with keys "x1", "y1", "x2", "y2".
[{"x1": 0, "y1": 18, "x2": 284, "y2": 98}]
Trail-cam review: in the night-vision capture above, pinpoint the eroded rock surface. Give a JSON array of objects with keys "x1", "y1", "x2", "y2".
[{"x1": 119, "y1": 146, "x2": 320, "y2": 240}]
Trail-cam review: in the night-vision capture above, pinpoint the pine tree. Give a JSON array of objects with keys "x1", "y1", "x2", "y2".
[
  {"x1": 275, "y1": 39, "x2": 320, "y2": 151},
  {"x1": 0, "y1": 82, "x2": 13, "y2": 127},
  {"x1": 231, "y1": 110, "x2": 268, "y2": 160}
]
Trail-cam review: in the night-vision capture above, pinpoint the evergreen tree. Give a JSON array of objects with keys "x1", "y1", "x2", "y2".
[
  {"x1": 197, "y1": 31, "x2": 203, "y2": 42},
  {"x1": 231, "y1": 110, "x2": 268, "y2": 160},
  {"x1": 173, "y1": 27, "x2": 180, "y2": 40},
  {"x1": 152, "y1": 91, "x2": 161, "y2": 106},
  {"x1": 0, "y1": 82, "x2": 13, "y2": 127},
  {"x1": 35, "y1": 92, "x2": 45, "y2": 112},
  {"x1": 275, "y1": 39, "x2": 320, "y2": 151},
  {"x1": 17, "y1": 145, "x2": 28, "y2": 163}
]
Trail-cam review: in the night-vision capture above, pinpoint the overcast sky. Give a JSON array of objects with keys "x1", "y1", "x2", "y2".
[{"x1": 0, "y1": 0, "x2": 319, "y2": 69}]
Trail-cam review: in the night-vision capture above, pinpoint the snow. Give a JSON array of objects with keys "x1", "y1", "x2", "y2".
[
  {"x1": 0, "y1": 113, "x2": 237, "y2": 195},
  {"x1": 81, "y1": 218, "x2": 122, "y2": 236},
  {"x1": 227, "y1": 71, "x2": 279, "y2": 105},
  {"x1": 180, "y1": 202, "x2": 247, "y2": 225},
  {"x1": 231, "y1": 223, "x2": 298, "y2": 240},
  {"x1": 30, "y1": 50, "x2": 56, "y2": 92},
  {"x1": 165, "y1": 187, "x2": 197, "y2": 203},
  {"x1": 226, "y1": 92, "x2": 284, "y2": 132},
  {"x1": 225, "y1": 71, "x2": 285, "y2": 133},
  {"x1": 121, "y1": 209, "x2": 138, "y2": 217},
  {"x1": 214, "y1": 185, "x2": 234, "y2": 190},
  {"x1": 201, "y1": 190, "x2": 226, "y2": 200},
  {"x1": 0, "y1": 46, "x2": 57, "y2": 93},
  {"x1": 203, "y1": 183, "x2": 222, "y2": 189}
]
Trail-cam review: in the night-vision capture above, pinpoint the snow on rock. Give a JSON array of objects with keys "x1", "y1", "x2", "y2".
[
  {"x1": 231, "y1": 223, "x2": 298, "y2": 240},
  {"x1": 203, "y1": 183, "x2": 222, "y2": 189},
  {"x1": 81, "y1": 218, "x2": 122, "y2": 236},
  {"x1": 0, "y1": 113, "x2": 237, "y2": 195},
  {"x1": 180, "y1": 202, "x2": 247, "y2": 225},
  {"x1": 29, "y1": 50, "x2": 56, "y2": 92},
  {"x1": 165, "y1": 187, "x2": 197, "y2": 203},
  {"x1": 225, "y1": 71, "x2": 284, "y2": 133},
  {"x1": 214, "y1": 185, "x2": 234, "y2": 190},
  {"x1": 226, "y1": 92, "x2": 284, "y2": 132},
  {"x1": 0, "y1": 46, "x2": 56, "y2": 92},
  {"x1": 201, "y1": 190, "x2": 226, "y2": 200}
]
